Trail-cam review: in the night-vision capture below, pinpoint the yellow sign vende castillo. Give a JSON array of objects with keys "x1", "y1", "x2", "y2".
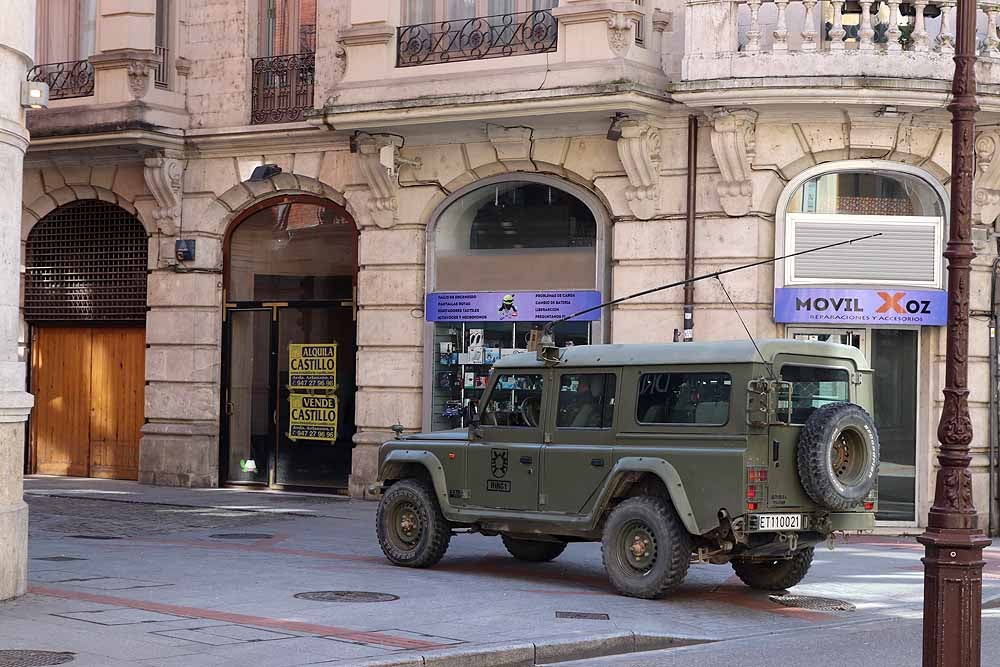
[
  {"x1": 288, "y1": 394, "x2": 338, "y2": 442},
  {"x1": 288, "y1": 343, "x2": 337, "y2": 389}
]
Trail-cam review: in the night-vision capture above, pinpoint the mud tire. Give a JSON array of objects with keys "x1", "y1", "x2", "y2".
[
  {"x1": 601, "y1": 496, "x2": 692, "y2": 599},
  {"x1": 797, "y1": 402, "x2": 879, "y2": 511},
  {"x1": 376, "y1": 479, "x2": 451, "y2": 568},
  {"x1": 732, "y1": 547, "x2": 815, "y2": 591}
]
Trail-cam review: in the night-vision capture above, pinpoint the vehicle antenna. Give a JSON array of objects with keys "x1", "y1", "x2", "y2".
[
  {"x1": 716, "y1": 275, "x2": 775, "y2": 380},
  {"x1": 539, "y1": 232, "x2": 882, "y2": 344}
]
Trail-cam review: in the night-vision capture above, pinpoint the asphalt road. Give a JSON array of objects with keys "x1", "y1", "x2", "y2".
[{"x1": 6, "y1": 476, "x2": 999, "y2": 666}]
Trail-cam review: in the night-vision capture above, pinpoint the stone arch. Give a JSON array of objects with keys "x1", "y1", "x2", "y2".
[
  {"x1": 437, "y1": 160, "x2": 615, "y2": 220},
  {"x1": 214, "y1": 174, "x2": 353, "y2": 237},
  {"x1": 22, "y1": 185, "x2": 148, "y2": 241}
]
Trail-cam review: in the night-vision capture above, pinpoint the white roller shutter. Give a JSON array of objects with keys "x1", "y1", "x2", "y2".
[{"x1": 785, "y1": 213, "x2": 943, "y2": 288}]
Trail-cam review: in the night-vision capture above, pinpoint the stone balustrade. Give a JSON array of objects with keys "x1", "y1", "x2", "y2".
[{"x1": 683, "y1": 0, "x2": 1000, "y2": 84}]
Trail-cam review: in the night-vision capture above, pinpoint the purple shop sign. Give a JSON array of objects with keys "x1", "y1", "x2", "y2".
[
  {"x1": 774, "y1": 287, "x2": 947, "y2": 326},
  {"x1": 426, "y1": 291, "x2": 603, "y2": 323}
]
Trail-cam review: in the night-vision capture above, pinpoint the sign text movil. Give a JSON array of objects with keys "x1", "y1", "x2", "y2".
[{"x1": 774, "y1": 287, "x2": 947, "y2": 326}]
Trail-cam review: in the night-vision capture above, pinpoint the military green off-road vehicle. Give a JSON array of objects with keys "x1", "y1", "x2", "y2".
[{"x1": 373, "y1": 339, "x2": 878, "y2": 599}]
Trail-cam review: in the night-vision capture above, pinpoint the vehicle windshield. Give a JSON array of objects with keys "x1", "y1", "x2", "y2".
[
  {"x1": 779, "y1": 365, "x2": 850, "y2": 424},
  {"x1": 480, "y1": 373, "x2": 544, "y2": 428}
]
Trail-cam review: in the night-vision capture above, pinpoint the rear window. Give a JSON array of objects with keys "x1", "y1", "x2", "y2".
[
  {"x1": 636, "y1": 372, "x2": 732, "y2": 425},
  {"x1": 779, "y1": 365, "x2": 850, "y2": 424}
]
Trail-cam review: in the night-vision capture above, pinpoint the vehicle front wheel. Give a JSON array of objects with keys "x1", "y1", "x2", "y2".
[
  {"x1": 601, "y1": 496, "x2": 692, "y2": 599},
  {"x1": 376, "y1": 479, "x2": 451, "y2": 568},
  {"x1": 501, "y1": 535, "x2": 567, "y2": 562},
  {"x1": 731, "y1": 547, "x2": 814, "y2": 591}
]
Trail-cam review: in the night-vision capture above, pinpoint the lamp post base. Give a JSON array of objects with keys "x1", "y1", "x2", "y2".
[{"x1": 918, "y1": 529, "x2": 992, "y2": 667}]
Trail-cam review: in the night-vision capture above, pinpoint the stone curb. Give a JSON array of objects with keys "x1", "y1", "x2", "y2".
[{"x1": 348, "y1": 632, "x2": 711, "y2": 667}]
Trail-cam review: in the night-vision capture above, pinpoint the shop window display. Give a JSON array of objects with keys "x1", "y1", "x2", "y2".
[{"x1": 432, "y1": 320, "x2": 589, "y2": 431}]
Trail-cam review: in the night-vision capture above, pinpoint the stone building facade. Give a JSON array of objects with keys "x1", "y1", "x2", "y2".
[{"x1": 18, "y1": 0, "x2": 1000, "y2": 532}]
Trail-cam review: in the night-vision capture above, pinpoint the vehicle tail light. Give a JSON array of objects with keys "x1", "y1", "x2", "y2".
[
  {"x1": 746, "y1": 485, "x2": 757, "y2": 500},
  {"x1": 747, "y1": 502, "x2": 758, "y2": 511},
  {"x1": 863, "y1": 486, "x2": 877, "y2": 511},
  {"x1": 747, "y1": 466, "x2": 767, "y2": 482}
]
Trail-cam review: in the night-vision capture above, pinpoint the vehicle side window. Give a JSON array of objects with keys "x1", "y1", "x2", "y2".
[
  {"x1": 636, "y1": 372, "x2": 732, "y2": 425},
  {"x1": 480, "y1": 373, "x2": 544, "y2": 428},
  {"x1": 556, "y1": 373, "x2": 616, "y2": 429},
  {"x1": 779, "y1": 365, "x2": 850, "y2": 424}
]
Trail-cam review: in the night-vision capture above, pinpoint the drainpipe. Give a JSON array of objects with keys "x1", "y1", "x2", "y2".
[
  {"x1": 991, "y1": 254, "x2": 1000, "y2": 537},
  {"x1": 683, "y1": 115, "x2": 698, "y2": 342}
]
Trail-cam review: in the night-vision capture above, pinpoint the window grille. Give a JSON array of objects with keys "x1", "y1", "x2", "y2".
[{"x1": 25, "y1": 200, "x2": 148, "y2": 322}]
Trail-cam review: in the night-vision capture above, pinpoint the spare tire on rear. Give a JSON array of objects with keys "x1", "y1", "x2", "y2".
[{"x1": 796, "y1": 402, "x2": 879, "y2": 511}]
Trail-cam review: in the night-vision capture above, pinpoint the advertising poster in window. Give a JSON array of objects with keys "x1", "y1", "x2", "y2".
[
  {"x1": 287, "y1": 394, "x2": 339, "y2": 442},
  {"x1": 288, "y1": 343, "x2": 337, "y2": 389}
]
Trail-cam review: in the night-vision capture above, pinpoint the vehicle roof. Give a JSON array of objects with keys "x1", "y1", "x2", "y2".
[{"x1": 493, "y1": 339, "x2": 871, "y2": 371}]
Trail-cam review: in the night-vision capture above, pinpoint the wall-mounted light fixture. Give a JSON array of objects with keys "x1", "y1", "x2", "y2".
[
  {"x1": 875, "y1": 105, "x2": 899, "y2": 118},
  {"x1": 606, "y1": 112, "x2": 628, "y2": 141},
  {"x1": 248, "y1": 164, "x2": 282, "y2": 181},
  {"x1": 20, "y1": 81, "x2": 49, "y2": 109}
]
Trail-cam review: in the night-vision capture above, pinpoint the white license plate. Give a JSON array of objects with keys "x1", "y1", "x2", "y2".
[{"x1": 755, "y1": 514, "x2": 802, "y2": 531}]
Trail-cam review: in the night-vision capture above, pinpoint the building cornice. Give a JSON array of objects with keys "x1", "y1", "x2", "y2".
[
  {"x1": 671, "y1": 76, "x2": 1000, "y2": 115},
  {"x1": 318, "y1": 85, "x2": 677, "y2": 131}
]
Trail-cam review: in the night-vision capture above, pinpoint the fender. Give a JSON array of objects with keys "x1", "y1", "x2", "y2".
[
  {"x1": 597, "y1": 457, "x2": 702, "y2": 536},
  {"x1": 380, "y1": 449, "x2": 452, "y2": 510}
]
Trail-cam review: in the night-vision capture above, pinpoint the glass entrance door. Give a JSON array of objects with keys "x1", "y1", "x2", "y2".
[
  {"x1": 789, "y1": 327, "x2": 919, "y2": 523},
  {"x1": 224, "y1": 308, "x2": 274, "y2": 484},
  {"x1": 274, "y1": 304, "x2": 356, "y2": 488},
  {"x1": 222, "y1": 302, "x2": 356, "y2": 491}
]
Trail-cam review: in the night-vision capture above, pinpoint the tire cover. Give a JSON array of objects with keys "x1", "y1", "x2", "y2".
[{"x1": 796, "y1": 402, "x2": 879, "y2": 511}]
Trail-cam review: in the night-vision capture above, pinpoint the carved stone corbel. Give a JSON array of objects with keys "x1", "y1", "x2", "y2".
[
  {"x1": 355, "y1": 135, "x2": 403, "y2": 229},
  {"x1": 127, "y1": 61, "x2": 151, "y2": 99},
  {"x1": 143, "y1": 154, "x2": 184, "y2": 236},
  {"x1": 615, "y1": 120, "x2": 662, "y2": 220},
  {"x1": 974, "y1": 128, "x2": 1000, "y2": 227},
  {"x1": 709, "y1": 109, "x2": 757, "y2": 217},
  {"x1": 607, "y1": 13, "x2": 633, "y2": 56}
]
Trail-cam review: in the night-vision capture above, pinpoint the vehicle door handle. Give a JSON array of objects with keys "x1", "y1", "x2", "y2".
[
  {"x1": 520, "y1": 456, "x2": 533, "y2": 464},
  {"x1": 590, "y1": 458, "x2": 605, "y2": 467}
]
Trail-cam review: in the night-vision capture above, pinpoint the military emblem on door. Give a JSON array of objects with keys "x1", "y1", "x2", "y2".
[{"x1": 491, "y1": 448, "x2": 508, "y2": 479}]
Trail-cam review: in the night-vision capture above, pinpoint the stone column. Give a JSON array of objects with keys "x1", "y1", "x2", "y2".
[{"x1": 0, "y1": 0, "x2": 37, "y2": 601}]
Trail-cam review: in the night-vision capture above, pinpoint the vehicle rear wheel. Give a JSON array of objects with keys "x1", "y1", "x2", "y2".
[
  {"x1": 501, "y1": 535, "x2": 567, "y2": 562},
  {"x1": 601, "y1": 496, "x2": 692, "y2": 599},
  {"x1": 376, "y1": 479, "x2": 451, "y2": 568},
  {"x1": 732, "y1": 547, "x2": 814, "y2": 591}
]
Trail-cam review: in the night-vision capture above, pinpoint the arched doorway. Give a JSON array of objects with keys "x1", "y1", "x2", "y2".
[
  {"x1": 25, "y1": 200, "x2": 149, "y2": 480},
  {"x1": 221, "y1": 195, "x2": 358, "y2": 491},
  {"x1": 775, "y1": 162, "x2": 948, "y2": 525}
]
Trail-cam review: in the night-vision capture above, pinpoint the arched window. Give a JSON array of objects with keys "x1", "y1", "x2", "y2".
[
  {"x1": 433, "y1": 180, "x2": 598, "y2": 291},
  {"x1": 782, "y1": 168, "x2": 946, "y2": 288},
  {"x1": 426, "y1": 177, "x2": 608, "y2": 432},
  {"x1": 227, "y1": 199, "x2": 356, "y2": 302}
]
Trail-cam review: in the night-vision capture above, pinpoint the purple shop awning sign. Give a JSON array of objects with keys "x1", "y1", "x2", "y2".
[
  {"x1": 774, "y1": 287, "x2": 947, "y2": 326},
  {"x1": 426, "y1": 291, "x2": 603, "y2": 323}
]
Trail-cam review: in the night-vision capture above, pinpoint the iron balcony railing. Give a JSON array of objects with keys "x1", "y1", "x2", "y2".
[
  {"x1": 26, "y1": 59, "x2": 94, "y2": 100},
  {"x1": 396, "y1": 9, "x2": 558, "y2": 67},
  {"x1": 155, "y1": 45, "x2": 169, "y2": 88},
  {"x1": 250, "y1": 52, "x2": 315, "y2": 125}
]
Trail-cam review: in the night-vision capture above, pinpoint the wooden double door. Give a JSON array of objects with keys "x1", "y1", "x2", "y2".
[{"x1": 30, "y1": 326, "x2": 145, "y2": 480}]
